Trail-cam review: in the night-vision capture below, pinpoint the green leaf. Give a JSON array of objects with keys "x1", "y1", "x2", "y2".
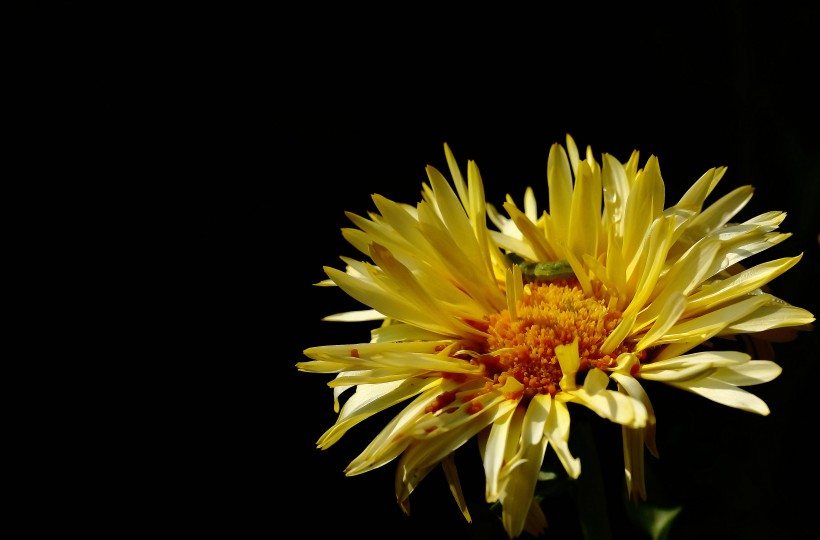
[{"x1": 625, "y1": 499, "x2": 682, "y2": 540}]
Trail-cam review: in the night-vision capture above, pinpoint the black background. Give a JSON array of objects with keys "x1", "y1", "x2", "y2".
[{"x1": 277, "y1": 3, "x2": 819, "y2": 540}]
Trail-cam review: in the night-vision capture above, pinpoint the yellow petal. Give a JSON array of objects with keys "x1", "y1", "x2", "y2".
[
  {"x1": 634, "y1": 293, "x2": 687, "y2": 351},
  {"x1": 568, "y1": 160, "x2": 600, "y2": 260},
  {"x1": 685, "y1": 185, "x2": 755, "y2": 241},
  {"x1": 555, "y1": 338, "x2": 580, "y2": 390},
  {"x1": 673, "y1": 166, "x2": 723, "y2": 213},
  {"x1": 636, "y1": 238, "x2": 720, "y2": 330},
  {"x1": 547, "y1": 141, "x2": 573, "y2": 245},
  {"x1": 639, "y1": 350, "x2": 750, "y2": 373},
  {"x1": 484, "y1": 404, "x2": 525, "y2": 502},
  {"x1": 667, "y1": 377, "x2": 773, "y2": 415},
  {"x1": 503, "y1": 201, "x2": 556, "y2": 261},
  {"x1": 622, "y1": 425, "x2": 646, "y2": 501},
  {"x1": 711, "y1": 360, "x2": 782, "y2": 386},
  {"x1": 622, "y1": 157, "x2": 665, "y2": 267},
  {"x1": 685, "y1": 255, "x2": 803, "y2": 315},
  {"x1": 441, "y1": 452, "x2": 472, "y2": 523},
  {"x1": 611, "y1": 373, "x2": 658, "y2": 458},
  {"x1": 443, "y1": 142, "x2": 469, "y2": 208},
  {"x1": 322, "y1": 309, "x2": 385, "y2": 322},
  {"x1": 601, "y1": 153, "x2": 630, "y2": 234},
  {"x1": 541, "y1": 396, "x2": 580, "y2": 478},
  {"x1": 403, "y1": 392, "x2": 511, "y2": 477},
  {"x1": 500, "y1": 395, "x2": 551, "y2": 539},
  {"x1": 582, "y1": 367, "x2": 610, "y2": 394},
  {"x1": 345, "y1": 381, "x2": 452, "y2": 474},
  {"x1": 654, "y1": 295, "x2": 770, "y2": 344},
  {"x1": 623, "y1": 216, "x2": 676, "y2": 318},
  {"x1": 564, "y1": 386, "x2": 648, "y2": 429},
  {"x1": 723, "y1": 303, "x2": 815, "y2": 334}
]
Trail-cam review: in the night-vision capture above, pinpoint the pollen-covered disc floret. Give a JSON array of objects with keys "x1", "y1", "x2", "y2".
[{"x1": 481, "y1": 278, "x2": 630, "y2": 398}]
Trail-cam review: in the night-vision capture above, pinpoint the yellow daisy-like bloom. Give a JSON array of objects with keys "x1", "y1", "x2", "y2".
[{"x1": 299, "y1": 135, "x2": 814, "y2": 538}]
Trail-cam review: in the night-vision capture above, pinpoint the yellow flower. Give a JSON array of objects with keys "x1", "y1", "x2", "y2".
[{"x1": 298, "y1": 136, "x2": 814, "y2": 538}]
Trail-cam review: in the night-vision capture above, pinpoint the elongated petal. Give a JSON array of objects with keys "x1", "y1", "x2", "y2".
[
  {"x1": 684, "y1": 185, "x2": 754, "y2": 239},
  {"x1": 600, "y1": 312, "x2": 636, "y2": 355},
  {"x1": 623, "y1": 216, "x2": 675, "y2": 318},
  {"x1": 503, "y1": 201, "x2": 556, "y2": 261},
  {"x1": 547, "y1": 141, "x2": 573, "y2": 245},
  {"x1": 500, "y1": 395, "x2": 550, "y2": 539},
  {"x1": 543, "y1": 396, "x2": 581, "y2": 478},
  {"x1": 673, "y1": 166, "x2": 722, "y2": 212},
  {"x1": 344, "y1": 382, "x2": 455, "y2": 474},
  {"x1": 568, "y1": 160, "x2": 600, "y2": 260},
  {"x1": 402, "y1": 392, "x2": 511, "y2": 475},
  {"x1": 723, "y1": 303, "x2": 815, "y2": 334},
  {"x1": 322, "y1": 309, "x2": 385, "y2": 322},
  {"x1": 482, "y1": 401, "x2": 521, "y2": 502},
  {"x1": 612, "y1": 373, "x2": 658, "y2": 457},
  {"x1": 622, "y1": 425, "x2": 646, "y2": 501},
  {"x1": 686, "y1": 255, "x2": 803, "y2": 315},
  {"x1": 441, "y1": 452, "x2": 472, "y2": 523},
  {"x1": 667, "y1": 377, "x2": 773, "y2": 415},
  {"x1": 601, "y1": 153, "x2": 630, "y2": 234},
  {"x1": 639, "y1": 350, "x2": 750, "y2": 374},
  {"x1": 654, "y1": 295, "x2": 771, "y2": 344},
  {"x1": 635, "y1": 293, "x2": 687, "y2": 351},
  {"x1": 636, "y1": 238, "x2": 719, "y2": 330},
  {"x1": 622, "y1": 157, "x2": 665, "y2": 268},
  {"x1": 710, "y1": 360, "x2": 782, "y2": 386}
]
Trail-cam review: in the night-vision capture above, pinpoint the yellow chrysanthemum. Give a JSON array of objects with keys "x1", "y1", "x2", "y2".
[{"x1": 298, "y1": 135, "x2": 814, "y2": 539}]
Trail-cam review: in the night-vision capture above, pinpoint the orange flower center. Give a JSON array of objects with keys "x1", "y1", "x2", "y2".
[{"x1": 479, "y1": 278, "x2": 628, "y2": 398}]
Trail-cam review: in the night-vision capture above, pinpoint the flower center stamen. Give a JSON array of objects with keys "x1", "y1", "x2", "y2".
[{"x1": 480, "y1": 279, "x2": 628, "y2": 398}]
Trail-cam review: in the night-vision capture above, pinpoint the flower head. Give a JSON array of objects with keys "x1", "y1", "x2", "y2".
[{"x1": 298, "y1": 136, "x2": 814, "y2": 538}]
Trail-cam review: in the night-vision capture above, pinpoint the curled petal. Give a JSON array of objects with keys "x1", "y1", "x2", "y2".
[{"x1": 563, "y1": 383, "x2": 648, "y2": 429}]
